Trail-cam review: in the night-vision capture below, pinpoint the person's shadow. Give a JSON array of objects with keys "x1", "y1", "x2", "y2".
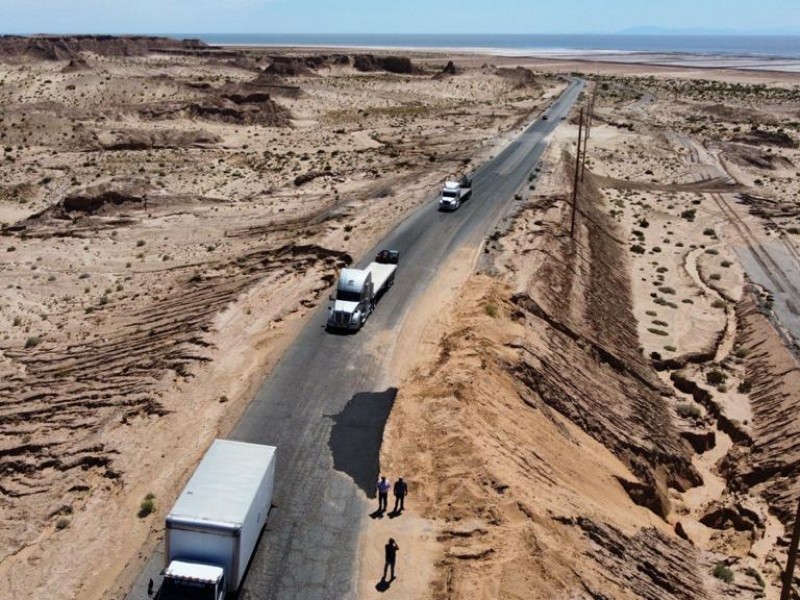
[
  {"x1": 375, "y1": 576, "x2": 394, "y2": 592},
  {"x1": 387, "y1": 508, "x2": 402, "y2": 519}
]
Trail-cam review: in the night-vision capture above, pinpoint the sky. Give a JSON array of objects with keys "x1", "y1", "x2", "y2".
[{"x1": 2, "y1": 0, "x2": 800, "y2": 35}]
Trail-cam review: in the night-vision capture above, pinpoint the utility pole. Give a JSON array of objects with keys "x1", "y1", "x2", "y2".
[
  {"x1": 581, "y1": 80, "x2": 597, "y2": 182},
  {"x1": 781, "y1": 498, "x2": 800, "y2": 600},
  {"x1": 571, "y1": 107, "x2": 584, "y2": 238}
]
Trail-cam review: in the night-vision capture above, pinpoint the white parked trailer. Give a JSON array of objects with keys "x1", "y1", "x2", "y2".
[{"x1": 161, "y1": 440, "x2": 277, "y2": 600}]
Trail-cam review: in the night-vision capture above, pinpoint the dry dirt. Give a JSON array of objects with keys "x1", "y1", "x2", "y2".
[
  {"x1": 0, "y1": 41, "x2": 565, "y2": 600},
  {"x1": 364, "y1": 62, "x2": 800, "y2": 599},
  {"x1": 6, "y1": 38, "x2": 800, "y2": 600}
]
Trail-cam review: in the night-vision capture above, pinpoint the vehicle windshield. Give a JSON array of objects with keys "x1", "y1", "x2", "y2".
[
  {"x1": 442, "y1": 190, "x2": 458, "y2": 198},
  {"x1": 160, "y1": 577, "x2": 217, "y2": 600},
  {"x1": 336, "y1": 290, "x2": 361, "y2": 303}
]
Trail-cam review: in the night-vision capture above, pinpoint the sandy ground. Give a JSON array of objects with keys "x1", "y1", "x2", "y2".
[
  {"x1": 360, "y1": 59, "x2": 800, "y2": 598},
  {"x1": 0, "y1": 44, "x2": 564, "y2": 600},
  {"x1": 5, "y1": 39, "x2": 800, "y2": 600}
]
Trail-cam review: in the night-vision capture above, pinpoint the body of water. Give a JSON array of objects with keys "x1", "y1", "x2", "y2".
[{"x1": 189, "y1": 33, "x2": 800, "y2": 60}]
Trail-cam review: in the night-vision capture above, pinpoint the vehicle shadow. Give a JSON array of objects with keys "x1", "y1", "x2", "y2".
[
  {"x1": 324, "y1": 325, "x2": 358, "y2": 336},
  {"x1": 327, "y1": 388, "x2": 398, "y2": 497}
]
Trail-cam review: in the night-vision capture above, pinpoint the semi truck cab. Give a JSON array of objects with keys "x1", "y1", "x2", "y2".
[
  {"x1": 439, "y1": 181, "x2": 462, "y2": 211},
  {"x1": 438, "y1": 175, "x2": 472, "y2": 211},
  {"x1": 160, "y1": 561, "x2": 225, "y2": 600},
  {"x1": 329, "y1": 268, "x2": 375, "y2": 329}
]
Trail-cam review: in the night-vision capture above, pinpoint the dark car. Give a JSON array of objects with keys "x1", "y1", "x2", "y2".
[{"x1": 375, "y1": 249, "x2": 400, "y2": 264}]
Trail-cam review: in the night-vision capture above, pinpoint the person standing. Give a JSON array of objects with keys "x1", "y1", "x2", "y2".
[
  {"x1": 377, "y1": 476, "x2": 390, "y2": 513},
  {"x1": 393, "y1": 477, "x2": 408, "y2": 513},
  {"x1": 383, "y1": 538, "x2": 399, "y2": 581}
]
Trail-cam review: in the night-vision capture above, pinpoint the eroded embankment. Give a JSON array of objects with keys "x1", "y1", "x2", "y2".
[
  {"x1": 732, "y1": 295, "x2": 800, "y2": 524},
  {"x1": 380, "y1": 157, "x2": 713, "y2": 598}
]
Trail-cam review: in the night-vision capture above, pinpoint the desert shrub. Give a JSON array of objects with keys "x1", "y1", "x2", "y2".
[
  {"x1": 706, "y1": 370, "x2": 727, "y2": 386},
  {"x1": 630, "y1": 244, "x2": 645, "y2": 254},
  {"x1": 681, "y1": 209, "x2": 696, "y2": 221},
  {"x1": 709, "y1": 273, "x2": 721, "y2": 281},
  {"x1": 677, "y1": 403, "x2": 701, "y2": 419},
  {"x1": 738, "y1": 380, "x2": 753, "y2": 394},
  {"x1": 55, "y1": 518, "x2": 70, "y2": 530},
  {"x1": 658, "y1": 286, "x2": 676, "y2": 295},
  {"x1": 712, "y1": 563, "x2": 734, "y2": 584},
  {"x1": 705, "y1": 248, "x2": 719, "y2": 255},
  {"x1": 653, "y1": 320, "x2": 669, "y2": 327},
  {"x1": 25, "y1": 336, "x2": 41, "y2": 348},
  {"x1": 485, "y1": 304, "x2": 498, "y2": 318},
  {"x1": 664, "y1": 345, "x2": 677, "y2": 352},
  {"x1": 648, "y1": 328, "x2": 668, "y2": 336},
  {"x1": 138, "y1": 493, "x2": 156, "y2": 518},
  {"x1": 136, "y1": 239, "x2": 146, "y2": 247},
  {"x1": 712, "y1": 299, "x2": 727, "y2": 309}
]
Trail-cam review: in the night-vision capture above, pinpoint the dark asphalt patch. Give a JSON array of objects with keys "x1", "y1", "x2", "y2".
[{"x1": 328, "y1": 388, "x2": 398, "y2": 498}]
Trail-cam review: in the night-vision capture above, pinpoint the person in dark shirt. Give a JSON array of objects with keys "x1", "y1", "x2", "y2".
[
  {"x1": 383, "y1": 538, "x2": 399, "y2": 581},
  {"x1": 393, "y1": 477, "x2": 408, "y2": 513}
]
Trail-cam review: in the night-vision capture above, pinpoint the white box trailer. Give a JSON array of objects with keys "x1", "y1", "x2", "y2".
[{"x1": 160, "y1": 440, "x2": 276, "y2": 600}]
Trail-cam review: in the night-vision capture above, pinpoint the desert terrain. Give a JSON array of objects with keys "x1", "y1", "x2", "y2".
[
  {"x1": 3, "y1": 34, "x2": 800, "y2": 600},
  {"x1": 0, "y1": 36, "x2": 567, "y2": 600},
  {"x1": 366, "y1": 61, "x2": 800, "y2": 598}
]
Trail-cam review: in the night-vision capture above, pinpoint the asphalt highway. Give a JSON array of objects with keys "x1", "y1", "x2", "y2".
[{"x1": 128, "y1": 78, "x2": 584, "y2": 600}]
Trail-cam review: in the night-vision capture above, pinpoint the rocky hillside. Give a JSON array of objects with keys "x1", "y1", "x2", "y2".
[{"x1": 0, "y1": 35, "x2": 206, "y2": 61}]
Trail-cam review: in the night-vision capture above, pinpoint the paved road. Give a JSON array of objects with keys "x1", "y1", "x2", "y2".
[{"x1": 128, "y1": 78, "x2": 584, "y2": 600}]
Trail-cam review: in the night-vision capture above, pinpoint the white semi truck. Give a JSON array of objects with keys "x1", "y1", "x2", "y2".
[
  {"x1": 438, "y1": 174, "x2": 472, "y2": 211},
  {"x1": 327, "y1": 249, "x2": 399, "y2": 331},
  {"x1": 159, "y1": 440, "x2": 277, "y2": 600}
]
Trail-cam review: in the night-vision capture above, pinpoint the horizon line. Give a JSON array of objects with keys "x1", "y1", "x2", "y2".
[{"x1": 3, "y1": 30, "x2": 800, "y2": 38}]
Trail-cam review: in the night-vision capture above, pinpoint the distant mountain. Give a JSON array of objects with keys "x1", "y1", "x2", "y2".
[{"x1": 618, "y1": 26, "x2": 800, "y2": 36}]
